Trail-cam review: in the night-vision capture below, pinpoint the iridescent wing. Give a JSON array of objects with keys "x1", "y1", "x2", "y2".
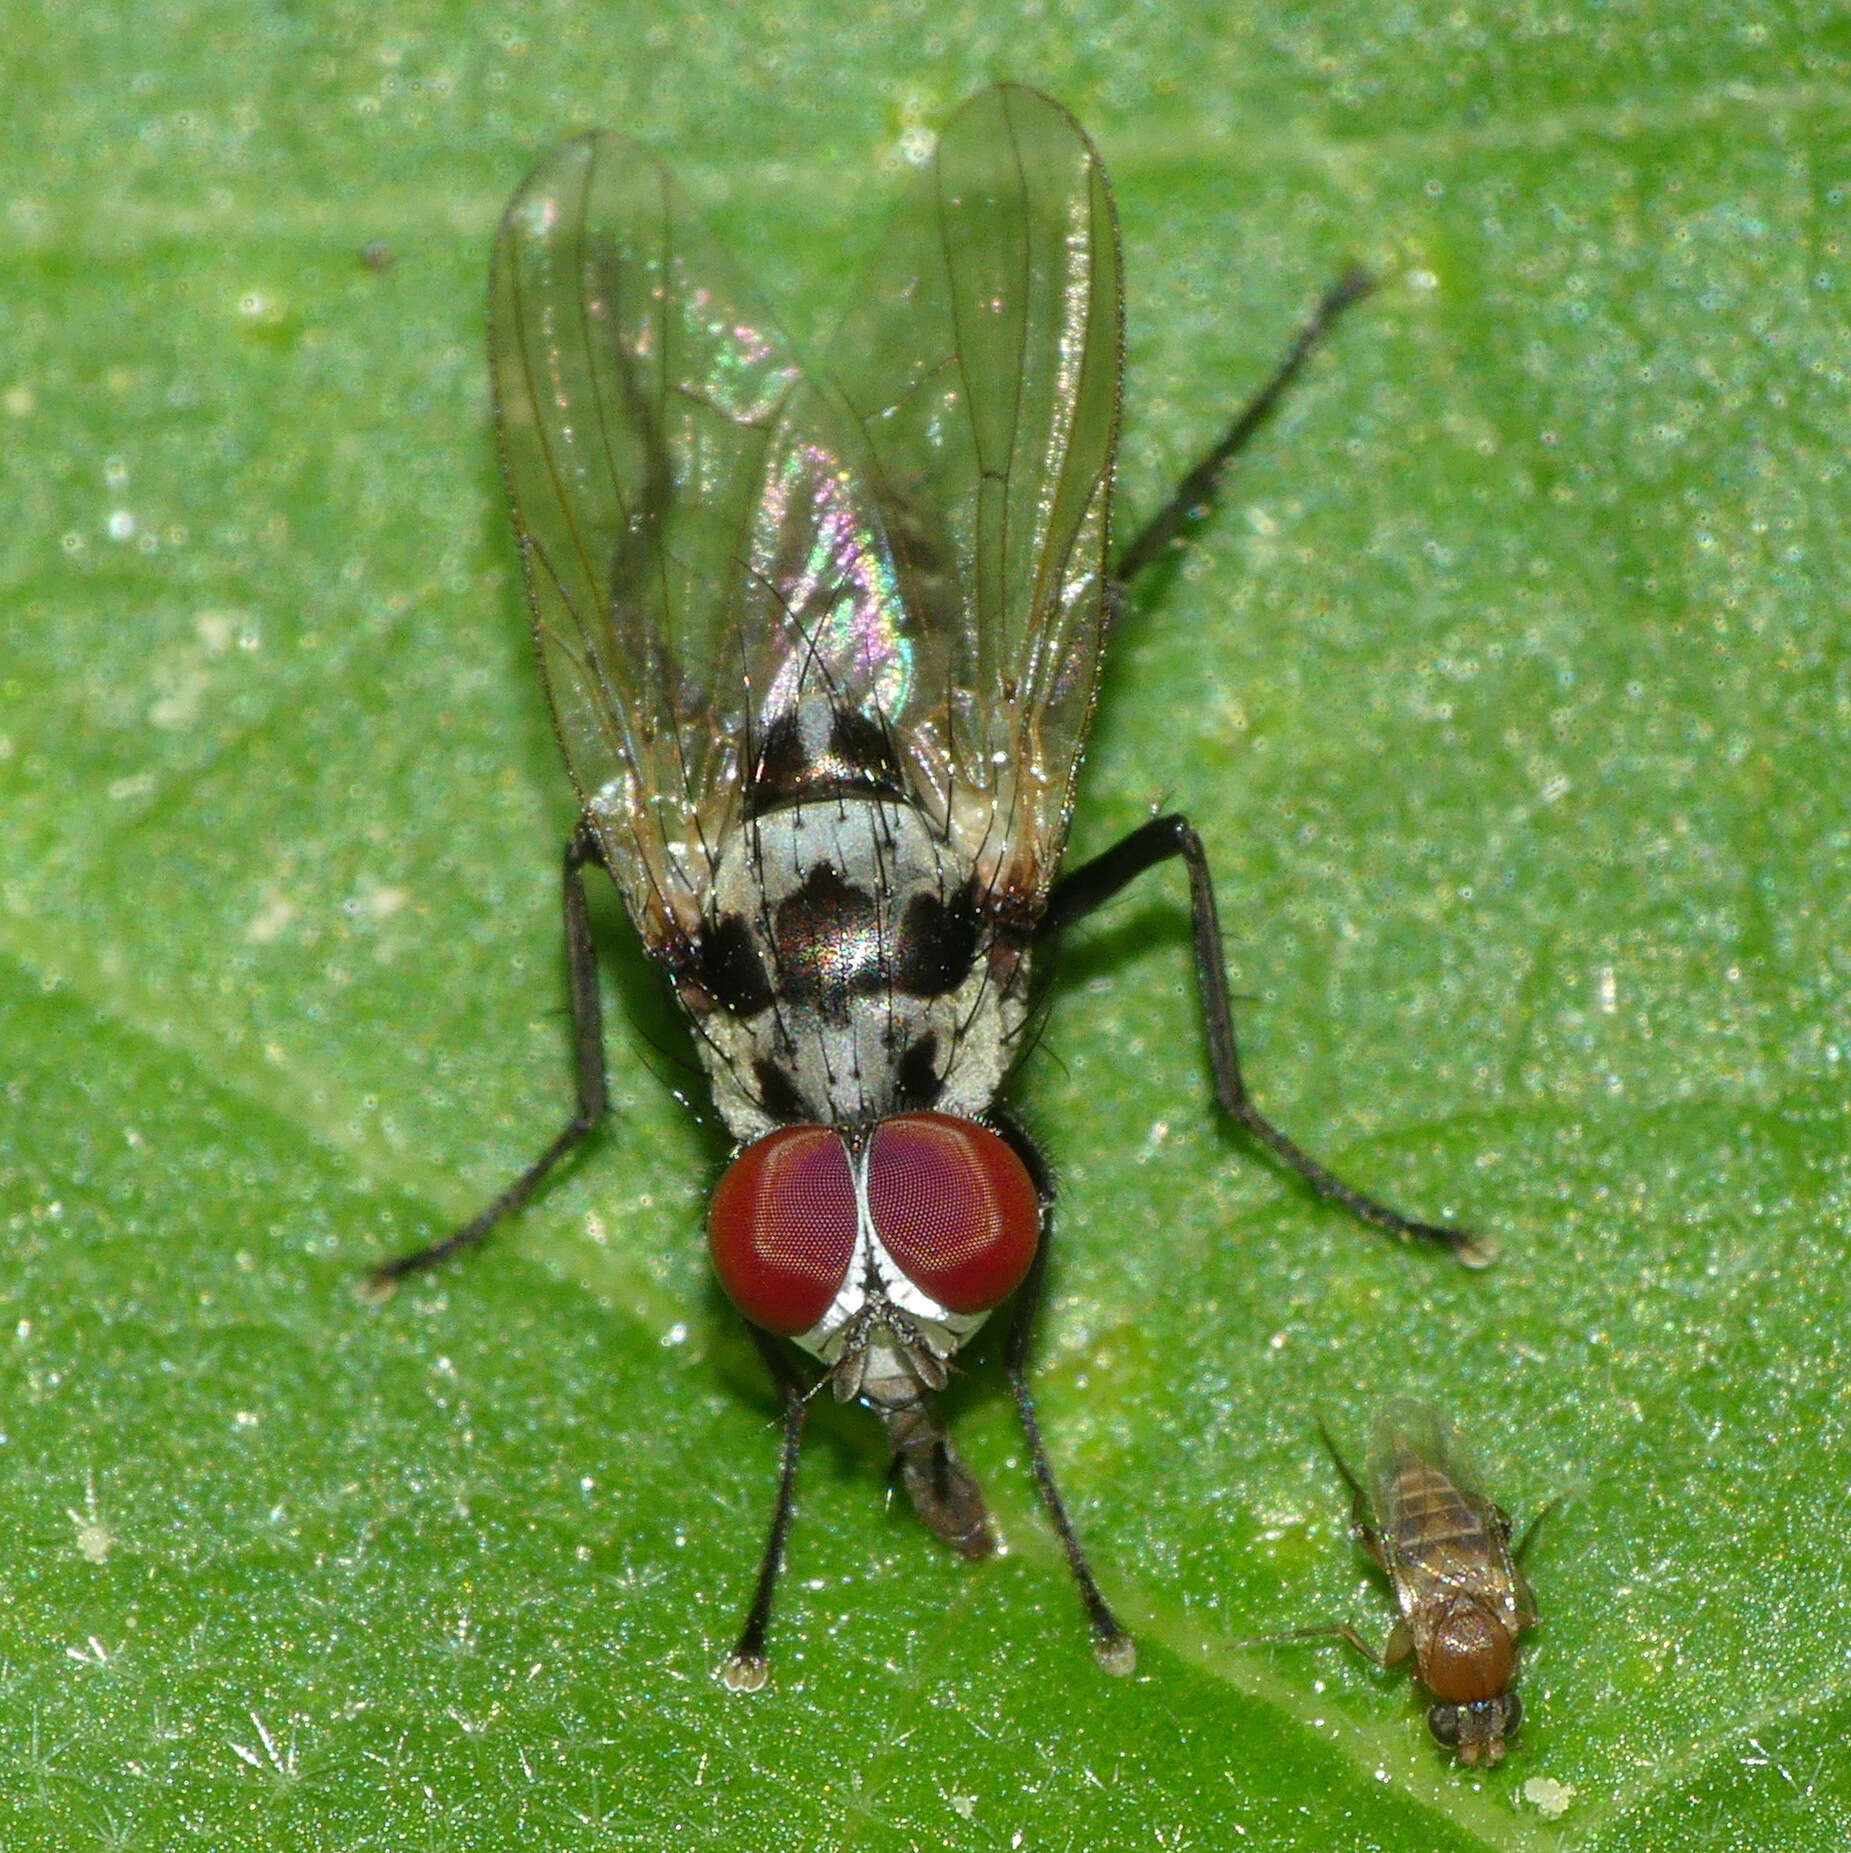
[
  {"x1": 1368, "y1": 1401, "x2": 1527, "y2": 1640},
  {"x1": 491, "y1": 134, "x2": 915, "y2": 949},
  {"x1": 822, "y1": 85, "x2": 1124, "y2": 911},
  {"x1": 491, "y1": 91, "x2": 1121, "y2": 959}
]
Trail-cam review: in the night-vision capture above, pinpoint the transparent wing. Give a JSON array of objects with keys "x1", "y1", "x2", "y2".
[
  {"x1": 1369, "y1": 1401, "x2": 1524, "y2": 1632},
  {"x1": 492, "y1": 94, "x2": 1121, "y2": 944},
  {"x1": 492, "y1": 135, "x2": 918, "y2": 948},
  {"x1": 823, "y1": 84, "x2": 1123, "y2": 909}
]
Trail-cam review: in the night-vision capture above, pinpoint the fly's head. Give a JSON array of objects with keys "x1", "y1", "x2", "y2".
[
  {"x1": 1419, "y1": 1590, "x2": 1522, "y2": 1764},
  {"x1": 707, "y1": 1111, "x2": 1041, "y2": 1405},
  {"x1": 1427, "y1": 1690, "x2": 1522, "y2": 1766}
]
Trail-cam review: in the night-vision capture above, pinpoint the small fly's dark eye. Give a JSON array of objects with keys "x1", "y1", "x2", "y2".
[
  {"x1": 709, "y1": 1127, "x2": 856, "y2": 1335},
  {"x1": 1428, "y1": 1703, "x2": 1464, "y2": 1747},
  {"x1": 1501, "y1": 1692, "x2": 1522, "y2": 1737},
  {"x1": 867, "y1": 1113, "x2": 1039, "y2": 1314}
]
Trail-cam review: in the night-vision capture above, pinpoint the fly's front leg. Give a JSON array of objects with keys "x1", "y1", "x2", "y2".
[
  {"x1": 363, "y1": 817, "x2": 611, "y2": 1294},
  {"x1": 719, "y1": 1325, "x2": 810, "y2": 1693},
  {"x1": 993, "y1": 1114, "x2": 1135, "y2": 1675},
  {"x1": 1040, "y1": 817, "x2": 1489, "y2": 1265}
]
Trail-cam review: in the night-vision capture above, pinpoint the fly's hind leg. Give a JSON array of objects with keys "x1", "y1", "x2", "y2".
[
  {"x1": 362, "y1": 817, "x2": 612, "y2": 1295},
  {"x1": 1111, "y1": 265, "x2": 1376, "y2": 589},
  {"x1": 1316, "y1": 1418, "x2": 1389, "y2": 1565},
  {"x1": 1059, "y1": 269, "x2": 1487, "y2": 1265}
]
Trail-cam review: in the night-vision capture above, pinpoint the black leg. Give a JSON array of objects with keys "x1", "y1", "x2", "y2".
[
  {"x1": 362, "y1": 818, "x2": 612, "y2": 1295},
  {"x1": 719, "y1": 1326, "x2": 810, "y2": 1693},
  {"x1": 992, "y1": 1115, "x2": 1135, "y2": 1674},
  {"x1": 1113, "y1": 266, "x2": 1375, "y2": 591},
  {"x1": 1041, "y1": 816, "x2": 1489, "y2": 1265}
]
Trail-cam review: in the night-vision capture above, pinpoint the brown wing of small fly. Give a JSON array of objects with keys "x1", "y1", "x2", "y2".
[
  {"x1": 820, "y1": 85, "x2": 1125, "y2": 917},
  {"x1": 1367, "y1": 1401, "x2": 1531, "y2": 1651}
]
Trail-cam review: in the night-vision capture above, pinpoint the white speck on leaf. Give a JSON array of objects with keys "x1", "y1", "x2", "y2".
[{"x1": 1523, "y1": 1776, "x2": 1575, "y2": 1818}]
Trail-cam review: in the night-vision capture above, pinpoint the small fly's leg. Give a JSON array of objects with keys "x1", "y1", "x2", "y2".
[
  {"x1": 1233, "y1": 1431, "x2": 1410, "y2": 1668},
  {"x1": 1040, "y1": 818, "x2": 1486, "y2": 1262},
  {"x1": 363, "y1": 818, "x2": 611, "y2": 1295},
  {"x1": 1316, "y1": 1418, "x2": 1386, "y2": 1562},
  {"x1": 719, "y1": 1327, "x2": 810, "y2": 1693},
  {"x1": 994, "y1": 1115, "x2": 1135, "y2": 1674},
  {"x1": 1230, "y1": 1621, "x2": 1401, "y2": 1669},
  {"x1": 1512, "y1": 1494, "x2": 1564, "y2": 1566}
]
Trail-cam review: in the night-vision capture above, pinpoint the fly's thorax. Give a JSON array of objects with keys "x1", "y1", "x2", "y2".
[
  {"x1": 1419, "y1": 1591, "x2": 1518, "y2": 1705},
  {"x1": 688, "y1": 792, "x2": 1028, "y2": 1140}
]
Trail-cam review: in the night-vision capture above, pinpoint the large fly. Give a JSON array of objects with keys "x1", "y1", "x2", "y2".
[{"x1": 367, "y1": 85, "x2": 1486, "y2": 1689}]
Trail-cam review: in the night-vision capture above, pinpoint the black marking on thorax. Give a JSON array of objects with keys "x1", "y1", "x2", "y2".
[
  {"x1": 893, "y1": 1032, "x2": 943, "y2": 1110},
  {"x1": 750, "y1": 1058, "x2": 808, "y2": 1122},
  {"x1": 695, "y1": 912, "x2": 776, "y2": 1016},
  {"x1": 770, "y1": 866, "x2": 979, "y2": 1021},
  {"x1": 745, "y1": 708, "x2": 908, "y2": 819}
]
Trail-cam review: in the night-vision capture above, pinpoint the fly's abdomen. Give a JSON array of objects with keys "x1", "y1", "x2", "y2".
[{"x1": 1386, "y1": 1456, "x2": 1495, "y2": 1574}]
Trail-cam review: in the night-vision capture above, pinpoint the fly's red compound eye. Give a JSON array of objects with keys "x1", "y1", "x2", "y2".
[
  {"x1": 866, "y1": 1112, "x2": 1039, "y2": 1315},
  {"x1": 709, "y1": 1126, "x2": 856, "y2": 1336}
]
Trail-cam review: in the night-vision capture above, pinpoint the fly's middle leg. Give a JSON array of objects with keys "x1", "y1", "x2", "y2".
[
  {"x1": 362, "y1": 816, "x2": 612, "y2": 1294},
  {"x1": 1040, "y1": 816, "x2": 1488, "y2": 1264},
  {"x1": 1230, "y1": 1620, "x2": 1399, "y2": 1669}
]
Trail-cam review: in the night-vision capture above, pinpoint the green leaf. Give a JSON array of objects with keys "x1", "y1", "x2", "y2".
[{"x1": 4, "y1": 5, "x2": 1846, "y2": 1848}]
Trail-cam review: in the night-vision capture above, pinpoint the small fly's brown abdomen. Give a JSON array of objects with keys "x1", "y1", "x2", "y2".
[
  {"x1": 1384, "y1": 1452, "x2": 1492, "y2": 1568},
  {"x1": 1383, "y1": 1451, "x2": 1511, "y2": 1638}
]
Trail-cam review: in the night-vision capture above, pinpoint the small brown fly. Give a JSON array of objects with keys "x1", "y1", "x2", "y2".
[
  {"x1": 365, "y1": 85, "x2": 1487, "y2": 1688},
  {"x1": 1240, "y1": 1403, "x2": 1539, "y2": 1764}
]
